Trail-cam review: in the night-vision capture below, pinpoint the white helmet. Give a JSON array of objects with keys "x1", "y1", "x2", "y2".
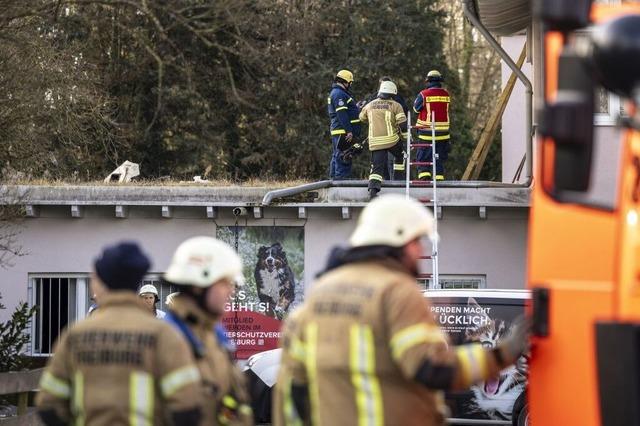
[
  {"x1": 350, "y1": 194, "x2": 435, "y2": 248},
  {"x1": 164, "y1": 236, "x2": 243, "y2": 288},
  {"x1": 378, "y1": 80, "x2": 397, "y2": 95},
  {"x1": 138, "y1": 284, "x2": 158, "y2": 296},
  {"x1": 138, "y1": 284, "x2": 159, "y2": 302}
]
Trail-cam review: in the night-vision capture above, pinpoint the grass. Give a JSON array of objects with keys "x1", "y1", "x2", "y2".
[{"x1": 2, "y1": 178, "x2": 314, "y2": 188}]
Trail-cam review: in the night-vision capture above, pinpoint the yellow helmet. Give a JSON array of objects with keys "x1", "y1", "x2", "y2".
[
  {"x1": 349, "y1": 194, "x2": 436, "y2": 248},
  {"x1": 427, "y1": 70, "x2": 443, "y2": 81},
  {"x1": 336, "y1": 69, "x2": 354, "y2": 83}
]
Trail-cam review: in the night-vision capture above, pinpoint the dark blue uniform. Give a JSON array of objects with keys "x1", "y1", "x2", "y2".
[{"x1": 327, "y1": 83, "x2": 361, "y2": 179}]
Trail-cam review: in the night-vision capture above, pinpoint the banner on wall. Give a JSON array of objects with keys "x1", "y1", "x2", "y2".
[
  {"x1": 427, "y1": 292, "x2": 529, "y2": 422},
  {"x1": 218, "y1": 226, "x2": 304, "y2": 359}
]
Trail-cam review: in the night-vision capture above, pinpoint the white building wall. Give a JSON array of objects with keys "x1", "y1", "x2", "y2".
[
  {"x1": 0, "y1": 205, "x2": 529, "y2": 323},
  {"x1": 501, "y1": 35, "x2": 532, "y2": 183}
]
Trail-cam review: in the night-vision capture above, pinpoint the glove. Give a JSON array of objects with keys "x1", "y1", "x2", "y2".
[
  {"x1": 357, "y1": 100, "x2": 367, "y2": 109},
  {"x1": 495, "y1": 315, "x2": 531, "y2": 368},
  {"x1": 339, "y1": 148, "x2": 354, "y2": 162},
  {"x1": 352, "y1": 143, "x2": 364, "y2": 155}
]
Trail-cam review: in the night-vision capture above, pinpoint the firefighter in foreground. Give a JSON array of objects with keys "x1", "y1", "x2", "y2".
[
  {"x1": 163, "y1": 236, "x2": 253, "y2": 425},
  {"x1": 276, "y1": 194, "x2": 529, "y2": 425},
  {"x1": 139, "y1": 283, "x2": 167, "y2": 318},
  {"x1": 37, "y1": 241, "x2": 203, "y2": 425},
  {"x1": 327, "y1": 69, "x2": 362, "y2": 179},
  {"x1": 359, "y1": 81, "x2": 407, "y2": 200},
  {"x1": 413, "y1": 70, "x2": 451, "y2": 181},
  {"x1": 272, "y1": 308, "x2": 305, "y2": 426}
]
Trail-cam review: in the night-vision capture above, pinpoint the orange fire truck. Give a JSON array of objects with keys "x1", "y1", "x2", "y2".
[{"x1": 528, "y1": 1, "x2": 640, "y2": 425}]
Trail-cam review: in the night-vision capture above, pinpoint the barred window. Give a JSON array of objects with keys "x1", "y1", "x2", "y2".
[
  {"x1": 29, "y1": 274, "x2": 176, "y2": 356},
  {"x1": 29, "y1": 275, "x2": 89, "y2": 356}
]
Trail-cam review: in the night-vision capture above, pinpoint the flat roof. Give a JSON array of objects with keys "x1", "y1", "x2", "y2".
[{"x1": 2, "y1": 182, "x2": 530, "y2": 208}]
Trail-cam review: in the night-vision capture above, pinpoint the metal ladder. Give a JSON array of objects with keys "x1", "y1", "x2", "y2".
[{"x1": 405, "y1": 111, "x2": 439, "y2": 289}]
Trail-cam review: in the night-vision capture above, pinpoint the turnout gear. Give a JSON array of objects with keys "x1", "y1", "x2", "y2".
[
  {"x1": 167, "y1": 294, "x2": 253, "y2": 426},
  {"x1": 37, "y1": 292, "x2": 203, "y2": 426},
  {"x1": 278, "y1": 195, "x2": 529, "y2": 426},
  {"x1": 281, "y1": 259, "x2": 513, "y2": 426},
  {"x1": 413, "y1": 77, "x2": 451, "y2": 180},
  {"x1": 327, "y1": 76, "x2": 361, "y2": 179},
  {"x1": 350, "y1": 194, "x2": 435, "y2": 248},
  {"x1": 273, "y1": 310, "x2": 308, "y2": 426},
  {"x1": 165, "y1": 236, "x2": 252, "y2": 425},
  {"x1": 165, "y1": 237, "x2": 242, "y2": 289},
  {"x1": 359, "y1": 98, "x2": 407, "y2": 195}
]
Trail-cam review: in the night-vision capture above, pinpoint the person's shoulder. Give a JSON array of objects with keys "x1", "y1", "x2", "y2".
[{"x1": 330, "y1": 86, "x2": 347, "y2": 98}]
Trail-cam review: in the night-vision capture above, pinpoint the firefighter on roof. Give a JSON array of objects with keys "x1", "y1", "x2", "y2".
[
  {"x1": 359, "y1": 80, "x2": 407, "y2": 200},
  {"x1": 37, "y1": 241, "x2": 202, "y2": 426},
  {"x1": 327, "y1": 69, "x2": 362, "y2": 179},
  {"x1": 413, "y1": 70, "x2": 451, "y2": 181},
  {"x1": 276, "y1": 194, "x2": 530, "y2": 426}
]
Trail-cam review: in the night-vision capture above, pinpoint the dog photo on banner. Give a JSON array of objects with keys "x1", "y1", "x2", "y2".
[{"x1": 217, "y1": 226, "x2": 304, "y2": 359}]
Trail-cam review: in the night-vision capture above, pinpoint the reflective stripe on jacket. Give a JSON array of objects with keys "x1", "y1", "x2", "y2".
[
  {"x1": 359, "y1": 98, "x2": 407, "y2": 151},
  {"x1": 413, "y1": 86, "x2": 451, "y2": 139},
  {"x1": 282, "y1": 259, "x2": 504, "y2": 426},
  {"x1": 328, "y1": 84, "x2": 361, "y2": 137},
  {"x1": 169, "y1": 295, "x2": 253, "y2": 426},
  {"x1": 36, "y1": 292, "x2": 203, "y2": 426}
]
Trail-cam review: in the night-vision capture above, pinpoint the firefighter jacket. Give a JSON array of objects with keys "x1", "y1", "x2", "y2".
[
  {"x1": 359, "y1": 98, "x2": 408, "y2": 151},
  {"x1": 36, "y1": 292, "x2": 203, "y2": 426},
  {"x1": 362, "y1": 92, "x2": 410, "y2": 116},
  {"x1": 167, "y1": 294, "x2": 253, "y2": 426},
  {"x1": 327, "y1": 83, "x2": 361, "y2": 138},
  {"x1": 273, "y1": 309, "x2": 308, "y2": 426},
  {"x1": 413, "y1": 84, "x2": 451, "y2": 141},
  {"x1": 283, "y1": 257, "x2": 505, "y2": 426}
]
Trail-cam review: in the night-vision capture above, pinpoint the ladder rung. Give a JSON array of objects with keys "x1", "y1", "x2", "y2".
[
  {"x1": 410, "y1": 180, "x2": 434, "y2": 186},
  {"x1": 410, "y1": 161, "x2": 432, "y2": 166},
  {"x1": 418, "y1": 255, "x2": 433, "y2": 259},
  {"x1": 417, "y1": 273, "x2": 433, "y2": 279},
  {"x1": 410, "y1": 143, "x2": 432, "y2": 148},
  {"x1": 418, "y1": 198, "x2": 431, "y2": 203}
]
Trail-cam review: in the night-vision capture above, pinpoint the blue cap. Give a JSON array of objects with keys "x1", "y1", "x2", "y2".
[{"x1": 94, "y1": 242, "x2": 151, "y2": 290}]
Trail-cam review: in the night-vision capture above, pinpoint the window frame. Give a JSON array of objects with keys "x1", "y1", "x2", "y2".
[
  {"x1": 28, "y1": 274, "x2": 90, "y2": 357},
  {"x1": 418, "y1": 275, "x2": 487, "y2": 291}
]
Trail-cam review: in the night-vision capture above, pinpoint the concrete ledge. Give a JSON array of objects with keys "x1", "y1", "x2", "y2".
[{"x1": 1, "y1": 183, "x2": 530, "y2": 208}]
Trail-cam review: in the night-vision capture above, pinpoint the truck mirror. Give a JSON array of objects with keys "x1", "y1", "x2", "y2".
[
  {"x1": 539, "y1": 48, "x2": 595, "y2": 193},
  {"x1": 534, "y1": 0, "x2": 592, "y2": 32},
  {"x1": 591, "y1": 15, "x2": 640, "y2": 103}
]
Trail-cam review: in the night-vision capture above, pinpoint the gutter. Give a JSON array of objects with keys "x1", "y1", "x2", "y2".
[{"x1": 462, "y1": 0, "x2": 534, "y2": 186}]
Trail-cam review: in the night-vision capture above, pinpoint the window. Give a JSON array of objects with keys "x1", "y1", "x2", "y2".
[
  {"x1": 573, "y1": 28, "x2": 629, "y2": 126},
  {"x1": 594, "y1": 86, "x2": 623, "y2": 126},
  {"x1": 29, "y1": 275, "x2": 89, "y2": 356},
  {"x1": 28, "y1": 274, "x2": 177, "y2": 356},
  {"x1": 418, "y1": 275, "x2": 487, "y2": 290}
]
